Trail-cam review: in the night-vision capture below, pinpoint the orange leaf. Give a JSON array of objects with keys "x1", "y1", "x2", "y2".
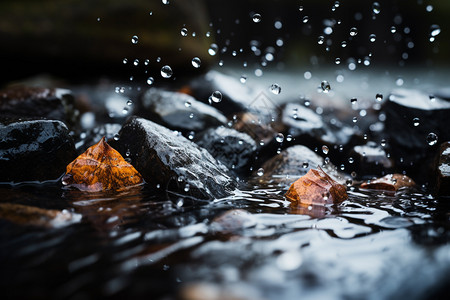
[
  {"x1": 62, "y1": 137, "x2": 143, "y2": 192},
  {"x1": 360, "y1": 174, "x2": 415, "y2": 191},
  {"x1": 285, "y1": 167, "x2": 348, "y2": 206}
]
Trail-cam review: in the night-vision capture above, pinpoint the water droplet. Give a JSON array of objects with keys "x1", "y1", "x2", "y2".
[
  {"x1": 376, "y1": 93, "x2": 383, "y2": 101},
  {"x1": 133, "y1": 59, "x2": 139, "y2": 66},
  {"x1": 208, "y1": 43, "x2": 218, "y2": 56},
  {"x1": 430, "y1": 24, "x2": 441, "y2": 37},
  {"x1": 252, "y1": 13, "x2": 262, "y2": 23},
  {"x1": 131, "y1": 35, "x2": 139, "y2": 44},
  {"x1": 381, "y1": 139, "x2": 386, "y2": 147},
  {"x1": 160, "y1": 65, "x2": 173, "y2": 78},
  {"x1": 275, "y1": 133, "x2": 284, "y2": 143},
  {"x1": 426, "y1": 133, "x2": 438, "y2": 146},
  {"x1": 123, "y1": 58, "x2": 128, "y2": 64},
  {"x1": 304, "y1": 99, "x2": 311, "y2": 107},
  {"x1": 412, "y1": 117, "x2": 420, "y2": 127},
  {"x1": 126, "y1": 100, "x2": 133, "y2": 106},
  {"x1": 369, "y1": 34, "x2": 376, "y2": 42},
  {"x1": 122, "y1": 106, "x2": 130, "y2": 115},
  {"x1": 321, "y1": 80, "x2": 331, "y2": 93},
  {"x1": 299, "y1": 6, "x2": 304, "y2": 11},
  {"x1": 269, "y1": 83, "x2": 281, "y2": 95},
  {"x1": 156, "y1": 57, "x2": 161, "y2": 63},
  {"x1": 147, "y1": 77, "x2": 154, "y2": 85},
  {"x1": 144, "y1": 59, "x2": 149, "y2": 65},
  {"x1": 350, "y1": 98, "x2": 357, "y2": 105},
  {"x1": 372, "y1": 2, "x2": 381, "y2": 14},
  {"x1": 318, "y1": 36, "x2": 325, "y2": 45},
  {"x1": 210, "y1": 91, "x2": 222, "y2": 103},
  {"x1": 322, "y1": 145, "x2": 329, "y2": 155},
  {"x1": 302, "y1": 16, "x2": 309, "y2": 23},
  {"x1": 162, "y1": 0, "x2": 169, "y2": 4},
  {"x1": 113, "y1": 134, "x2": 120, "y2": 141},
  {"x1": 352, "y1": 117, "x2": 358, "y2": 123},
  {"x1": 257, "y1": 168, "x2": 264, "y2": 176},
  {"x1": 191, "y1": 57, "x2": 201, "y2": 68},
  {"x1": 240, "y1": 75, "x2": 247, "y2": 83},
  {"x1": 348, "y1": 157, "x2": 354, "y2": 164},
  {"x1": 341, "y1": 41, "x2": 347, "y2": 48},
  {"x1": 429, "y1": 94, "x2": 435, "y2": 102},
  {"x1": 286, "y1": 134, "x2": 293, "y2": 142},
  {"x1": 350, "y1": 27, "x2": 358, "y2": 36},
  {"x1": 181, "y1": 27, "x2": 188, "y2": 37},
  {"x1": 188, "y1": 131, "x2": 195, "y2": 140},
  {"x1": 335, "y1": 57, "x2": 341, "y2": 65},
  {"x1": 302, "y1": 162, "x2": 309, "y2": 169},
  {"x1": 390, "y1": 26, "x2": 397, "y2": 33},
  {"x1": 184, "y1": 183, "x2": 190, "y2": 192}
]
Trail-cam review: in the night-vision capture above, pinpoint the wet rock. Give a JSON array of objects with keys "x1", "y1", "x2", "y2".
[
  {"x1": 436, "y1": 142, "x2": 450, "y2": 197},
  {"x1": 196, "y1": 126, "x2": 257, "y2": 175},
  {"x1": 252, "y1": 145, "x2": 347, "y2": 187},
  {"x1": 232, "y1": 112, "x2": 277, "y2": 145},
  {"x1": 75, "y1": 123, "x2": 122, "y2": 152},
  {"x1": 360, "y1": 174, "x2": 415, "y2": 192},
  {"x1": 350, "y1": 141, "x2": 393, "y2": 178},
  {"x1": 210, "y1": 209, "x2": 256, "y2": 234},
  {"x1": 0, "y1": 118, "x2": 77, "y2": 183},
  {"x1": 138, "y1": 88, "x2": 227, "y2": 134},
  {"x1": 0, "y1": 86, "x2": 78, "y2": 127},
  {"x1": 112, "y1": 116, "x2": 236, "y2": 200},
  {"x1": 383, "y1": 89, "x2": 450, "y2": 178}
]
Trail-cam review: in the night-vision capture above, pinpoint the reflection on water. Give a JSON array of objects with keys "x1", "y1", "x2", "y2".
[{"x1": 0, "y1": 183, "x2": 449, "y2": 300}]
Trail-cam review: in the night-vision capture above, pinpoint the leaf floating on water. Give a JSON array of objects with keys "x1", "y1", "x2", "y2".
[
  {"x1": 285, "y1": 167, "x2": 348, "y2": 206},
  {"x1": 62, "y1": 137, "x2": 143, "y2": 192},
  {"x1": 360, "y1": 174, "x2": 415, "y2": 191}
]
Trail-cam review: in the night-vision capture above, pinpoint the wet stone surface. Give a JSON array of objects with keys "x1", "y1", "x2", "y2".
[
  {"x1": 350, "y1": 141, "x2": 393, "y2": 178},
  {"x1": 436, "y1": 141, "x2": 450, "y2": 197},
  {"x1": 0, "y1": 118, "x2": 77, "y2": 183}
]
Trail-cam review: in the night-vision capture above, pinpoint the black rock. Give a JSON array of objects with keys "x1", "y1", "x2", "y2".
[
  {"x1": 75, "y1": 123, "x2": 122, "y2": 153},
  {"x1": 196, "y1": 126, "x2": 257, "y2": 175},
  {"x1": 251, "y1": 145, "x2": 348, "y2": 187},
  {"x1": 349, "y1": 141, "x2": 393, "y2": 178},
  {"x1": 138, "y1": 88, "x2": 227, "y2": 134},
  {"x1": 112, "y1": 116, "x2": 236, "y2": 200},
  {"x1": 436, "y1": 141, "x2": 450, "y2": 197},
  {"x1": 384, "y1": 89, "x2": 450, "y2": 179},
  {"x1": 0, "y1": 118, "x2": 77, "y2": 183},
  {"x1": 0, "y1": 86, "x2": 78, "y2": 128}
]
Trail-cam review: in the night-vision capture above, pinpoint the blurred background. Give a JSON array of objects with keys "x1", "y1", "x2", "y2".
[{"x1": 0, "y1": 0, "x2": 448, "y2": 85}]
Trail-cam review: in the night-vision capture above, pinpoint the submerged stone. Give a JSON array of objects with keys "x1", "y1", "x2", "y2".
[
  {"x1": 112, "y1": 116, "x2": 236, "y2": 200},
  {"x1": 138, "y1": 88, "x2": 227, "y2": 133},
  {"x1": 436, "y1": 141, "x2": 450, "y2": 197},
  {"x1": 196, "y1": 126, "x2": 257, "y2": 175},
  {"x1": 0, "y1": 118, "x2": 77, "y2": 182}
]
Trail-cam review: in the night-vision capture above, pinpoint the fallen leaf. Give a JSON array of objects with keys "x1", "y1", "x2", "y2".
[
  {"x1": 62, "y1": 137, "x2": 143, "y2": 192},
  {"x1": 285, "y1": 167, "x2": 348, "y2": 206},
  {"x1": 360, "y1": 174, "x2": 415, "y2": 191}
]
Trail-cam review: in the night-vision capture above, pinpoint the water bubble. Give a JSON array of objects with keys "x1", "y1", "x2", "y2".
[
  {"x1": 191, "y1": 57, "x2": 201, "y2": 68},
  {"x1": 131, "y1": 35, "x2": 139, "y2": 44},
  {"x1": 350, "y1": 98, "x2": 357, "y2": 105},
  {"x1": 275, "y1": 133, "x2": 284, "y2": 143},
  {"x1": 208, "y1": 43, "x2": 218, "y2": 56},
  {"x1": 376, "y1": 93, "x2": 383, "y2": 101},
  {"x1": 322, "y1": 145, "x2": 329, "y2": 155},
  {"x1": 413, "y1": 117, "x2": 420, "y2": 127},
  {"x1": 160, "y1": 65, "x2": 173, "y2": 78},
  {"x1": 321, "y1": 80, "x2": 331, "y2": 93},
  {"x1": 252, "y1": 13, "x2": 262, "y2": 23},
  {"x1": 426, "y1": 133, "x2": 438, "y2": 146},
  {"x1": 257, "y1": 168, "x2": 264, "y2": 176},
  {"x1": 372, "y1": 2, "x2": 381, "y2": 14},
  {"x1": 181, "y1": 27, "x2": 188, "y2": 37},
  {"x1": 240, "y1": 75, "x2": 247, "y2": 83},
  {"x1": 369, "y1": 34, "x2": 376, "y2": 42},
  {"x1": 302, "y1": 16, "x2": 309, "y2": 23},
  {"x1": 430, "y1": 24, "x2": 441, "y2": 37},
  {"x1": 210, "y1": 91, "x2": 222, "y2": 103},
  {"x1": 350, "y1": 27, "x2": 358, "y2": 36},
  {"x1": 147, "y1": 77, "x2": 154, "y2": 85},
  {"x1": 270, "y1": 83, "x2": 281, "y2": 95},
  {"x1": 162, "y1": 0, "x2": 169, "y2": 4}
]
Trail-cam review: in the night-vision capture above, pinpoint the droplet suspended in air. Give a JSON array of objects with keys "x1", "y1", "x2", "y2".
[
  {"x1": 390, "y1": 26, "x2": 396, "y2": 33},
  {"x1": 126, "y1": 100, "x2": 133, "y2": 106},
  {"x1": 123, "y1": 58, "x2": 128, "y2": 64},
  {"x1": 426, "y1": 133, "x2": 438, "y2": 146},
  {"x1": 429, "y1": 94, "x2": 435, "y2": 102},
  {"x1": 376, "y1": 93, "x2": 383, "y2": 101},
  {"x1": 302, "y1": 16, "x2": 309, "y2": 23},
  {"x1": 322, "y1": 145, "x2": 329, "y2": 155},
  {"x1": 181, "y1": 27, "x2": 188, "y2": 37},
  {"x1": 318, "y1": 35, "x2": 325, "y2": 45},
  {"x1": 430, "y1": 24, "x2": 441, "y2": 37},
  {"x1": 191, "y1": 57, "x2": 201, "y2": 68},
  {"x1": 252, "y1": 13, "x2": 262, "y2": 23},
  {"x1": 147, "y1": 77, "x2": 154, "y2": 85},
  {"x1": 257, "y1": 168, "x2": 264, "y2": 176},
  {"x1": 160, "y1": 65, "x2": 173, "y2": 78},
  {"x1": 286, "y1": 134, "x2": 293, "y2": 142},
  {"x1": 413, "y1": 117, "x2": 420, "y2": 127},
  {"x1": 321, "y1": 80, "x2": 331, "y2": 93},
  {"x1": 335, "y1": 57, "x2": 341, "y2": 65},
  {"x1": 185, "y1": 101, "x2": 191, "y2": 108},
  {"x1": 369, "y1": 34, "x2": 376, "y2": 42},
  {"x1": 270, "y1": 83, "x2": 281, "y2": 95},
  {"x1": 210, "y1": 91, "x2": 222, "y2": 103},
  {"x1": 208, "y1": 43, "x2": 219, "y2": 56},
  {"x1": 349, "y1": 27, "x2": 358, "y2": 37},
  {"x1": 372, "y1": 2, "x2": 381, "y2": 15},
  {"x1": 162, "y1": 0, "x2": 169, "y2": 4},
  {"x1": 350, "y1": 98, "x2": 357, "y2": 105},
  {"x1": 275, "y1": 133, "x2": 284, "y2": 143},
  {"x1": 240, "y1": 75, "x2": 247, "y2": 83},
  {"x1": 131, "y1": 35, "x2": 139, "y2": 44}
]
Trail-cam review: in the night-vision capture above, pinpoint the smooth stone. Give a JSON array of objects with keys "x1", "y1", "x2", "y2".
[
  {"x1": 350, "y1": 141, "x2": 393, "y2": 178},
  {"x1": 112, "y1": 117, "x2": 236, "y2": 200},
  {"x1": 0, "y1": 86, "x2": 78, "y2": 127},
  {"x1": 436, "y1": 141, "x2": 450, "y2": 197},
  {"x1": 138, "y1": 88, "x2": 227, "y2": 133},
  {"x1": 196, "y1": 126, "x2": 257, "y2": 175},
  {"x1": 0, "y1": 118, "x2": 77, "y2": 182}
]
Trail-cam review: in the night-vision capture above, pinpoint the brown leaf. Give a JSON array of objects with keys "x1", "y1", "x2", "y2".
[
  {"x1": 285, "y1": 167, "x2": 348, "y2": 206},
  {"x1": 360, "y1": 174, "x2": 415, "y2": 191},
  {"x1": 62, "y1": 137, "x2": 143, "y2": 192}
]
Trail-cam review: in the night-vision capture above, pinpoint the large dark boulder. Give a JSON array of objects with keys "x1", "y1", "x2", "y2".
[
  {"x1": 112, "y1": 117, "x2": 236, "y2": 200},
  {"x1": 196, "y1": 126, "x2": 257, "y2": 175},
  {"x1": 0, "y1": 118, "x2": 77, "y2": 183},
  {"x1": 349, "y1": 141, "x2": 393, "y2": 178}
]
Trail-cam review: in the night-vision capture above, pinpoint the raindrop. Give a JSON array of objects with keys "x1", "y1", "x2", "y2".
[
  {"x1": 162, "y1": 0, "x2": 169, "y2": 4},
  {"x1": 390, "y1": 26, "x2": 396, "y2": 33},
  {"x1": 181, "y1": 28, "x2": 188, "y2": 37},
  {"x1": 430, "y1": 24, "x2": 441, "y2": 37},
  {"x1": 369, "y1": 34, "x2": 376, "y2": 42},
  {"x1": 376, "y1": 93, "x2": 383, "y2": 101},
  {"x1": 270, "y1": 83, "x2": 281, "y2": 95},
  {"x1": 133, "y1": 59, "x2": 139, "y2": 66},
  {"x1": 413, "y1": 117, "x2": 420, "y2": 127},
  {"x1": 426, "y1": 133, "x2": 438, "y2": 146},
  {"x1": 350, "y1": 98, "x2": 357, "y2": 105},
  {"x1": 113, "y1": 133, "x2": 120, "y2": 141},
  {"x1": 321, "y1": 80, "x2": 331, "y2": 93},
  {"x1": 147, "y1": 77, "x2": 154, "y2": 85},
  {"x1": 352, "y1": 117, "x2": 358, "y2": 123},
  {"x1": 188, "y1": 131, "x2": 195, "y2": 140},
  {"x1": 299, "y1": 6, "x2": 304, "y2": 11},
  {"x1": 429, "y1": 94, "x2": 435, "y2": 102},
  {"x1": 126, "y1": 100, "x2": 133, "y2": 106},
  {"x1": 184, "y1": 184, "x2": 190, "y2": 192},
  {"x1": 286, "y1": 134, "x2": 293, "y2": 142},
  {"x1": 185, "y1": 101, "x2": 191, "y2": 108},
  {"x1": 348, "y1": 157, "x2": 354, "y2": 164},
  {"x1": 322, "y1": 145, "x2": 329, "y2": 155},
  {"x1": 191, "y1": 57, "x2": 201, "y2": 68},
  {"x1": 131, "y1": 35, "x2": 139, "y2": 44},
  {"x1": 335, "y1": 58, "x2": 341, "y2": 65},
  {"x1": 257, "y1": 168, "x2": 264, "y2": 176},
  {"x1": 318, "y1": 36, "x2": 325, "y2": 45},
  {"x1": 350, "y1": 27, "x2": 358, "y2": 36},
  {"x1": 275, "y1": 133, "x2": 284, "y2": 143},
  {"x1": 144, "y1": 59, "x2": 149, "y2": 65},
  {"x1": 341, "y1": 41, "x2": 347, "y2": 48},
  {"x1": 208, "y1": 43, "x2": 218, "y2": 56},
  {"x1": 240, "y1": 75, "x2": 247, "y2": 83},
  {"x1": 156, "y1": 57, "x2": 161, "y2": 63},
  {"x1": 372, "y1": 2, "x2": 381, "y2": 14},
  {"x1": 210, "y1": 91, "x2": 222, "y2": 103},
  {"x1": 302, "y1": 16, "x2": 309, "y2": 23},
  {"x1": 160, "y1": 65, "x2": 173, "y2": 78},
  {"x1": 381, "y1": 139, "x2": 386, "y2": 147},
  {"x1": 123, "y1": 58, "x2": 128, "y2": 64},
  {"x1": 303, "y1": 99, "x2": 311, "y2": 107},
  {"x1": 252, "y1": 13, "x2": 262, "y2": 23},
  {"x1": 302, "y1": 162, "x2": 309, "y2": 169}
]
